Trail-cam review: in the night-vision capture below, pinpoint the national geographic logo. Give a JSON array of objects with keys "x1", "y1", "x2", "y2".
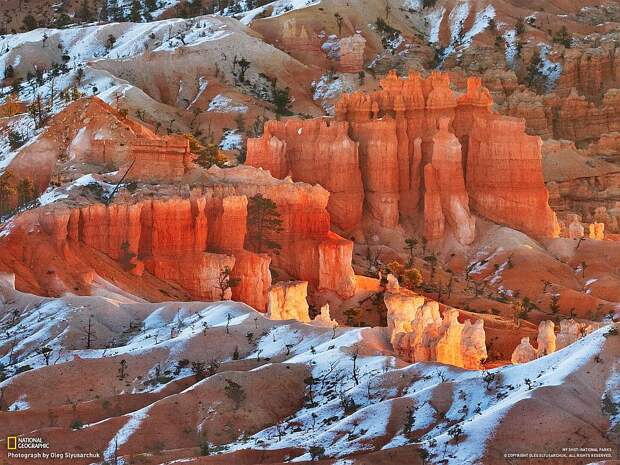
[
  {"x1": 5, "y1": 436, "x2": 101, "y2": 461},
  {"x1": 6, "y1": 436, "x2": 50, "y2": 451}
]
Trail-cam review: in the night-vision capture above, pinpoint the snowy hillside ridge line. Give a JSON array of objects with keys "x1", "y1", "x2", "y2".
[
  {"x1": 0, "y1": 277, "x2": 617, "y2": 464},
  {"x1": 0, "y1": 15, "x2": 232, "y2": 72},
  {"x1": 238, "y1": 0, "x2": 321, "y2": 25}
]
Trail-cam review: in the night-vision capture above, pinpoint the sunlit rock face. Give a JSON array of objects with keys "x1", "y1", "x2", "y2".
[
  {"x1": 425, "y1": 117, "x2": 475, "y2": 245},
  {"x1": 511, "y1": 337, "x2": 538, "y2": 364},
  {"x1": 247, "y1": 71, "x2": 558, "y2": 241},
  {"x1": 466, "y1": 115, "x2": 560, "y2": 239},
  {"x1": 0, "y1": 164, "x2": 359, "y2": 307},
  {"x1": 267, "y1": 281, "x2": 311, "y2": 322},
  {"x1": 313, "y1": 303, "x2": 338, "y2": 327},
  {"x1": 385, "y1": 289, "x2": 487, "y2": 370},
  {"x1": 511, "y1": 319, "x2": 593, "y2": 364}
]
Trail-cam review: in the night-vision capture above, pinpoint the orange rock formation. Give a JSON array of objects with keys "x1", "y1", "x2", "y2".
[
  {"x1": 247, "y1": 71, "x2": 559, "y2": 240},
  {"x1": 0, "y1": 165, "x2": 357, "y2": 308},
  {"x1": 267, "y1": 280, "x2": 311, "y2": 322},
  {"x1": 384, "y1": 284, "x2": 487, "y2": 370}
]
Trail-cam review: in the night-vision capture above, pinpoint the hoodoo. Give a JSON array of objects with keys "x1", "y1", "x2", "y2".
[{"x1": 247, "y1": 71, "x2": 560, "y2": 240}]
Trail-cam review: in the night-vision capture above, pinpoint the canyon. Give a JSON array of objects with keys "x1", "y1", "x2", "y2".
[{"x1": 0, "y1": 1, "x2": 619, "y2": 464}]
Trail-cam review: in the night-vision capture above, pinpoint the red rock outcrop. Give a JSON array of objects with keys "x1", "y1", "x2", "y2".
[
  {"x1": 385, "y1": 288, "x2": 487, "y2": 370},
  {"x1": 511, "y1": 319, "x2": 593, "y2": 364},
  {"x1": 554, "y1": 88, "x2": 620, "y2": 143},
  {"x1": 313, "y1": 303, "x2": 338, "y2": 327},
  {"x1": 0, "y1": 195, "x2": 270, "y2": 308},
  {"x1": 467, "y1": 114, "x2": 560, "y2": 238},
  {"x1": 0, "y1": 166, "x2": 358, "y2": 307},
  {"x1": 504, "y1": 88, "x2": 620, "y2": 144},
  {"x1": 423, "y1": 164, "x2": 445, "y2": 241},
  {"x1": 246, "y1": 119, "x2": 364, "y2": 230},
  {"x1": 336, "y1": 34, "x2": 366, "y2": 73},
  {"x1": 202, "y1": 166, "x2": 357, "y2": 299},
  {"x1": 503, "y1": 90, "x2": 554, "y2": 139},
  {"x1": 556, "y1": 45, "x2": 620, "y2": 100},
  {"x1": 248, "y1": 71, "x2": 558, "y2": 240},
  {"x1": 267, "y1": 281, "x2": 310, "y2": 322},
  {"x1": 425, "y1": 117, "x2": 476, "y2": 244}
]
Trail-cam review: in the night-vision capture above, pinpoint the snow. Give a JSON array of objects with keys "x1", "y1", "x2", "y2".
[
  {"x1": 426, "y1": 8, "x2": 445, "y2": 44},
  {"x1": 207, "y1": 94, "x2": 248, "y2": 113},
  {"x1": 311, "y1": 73, "x2": 355, "y2": 114},
  {"x1": 238, "y1": 0, "x2": 320, "y2": 25},
  {"x1": 321, "y1": 35, "x2": 340, "y2": 60},
  {"x1": 428, "y1": 2, "x2": 496, "y2": 67},
  {"x1": 0, "y1": 16, "x2": 233, "y2": 122},
  {"x1": 219, "y1": 129, "x2": 243, "y2": 151},
  {"x1": 8, "y1": 396, "x2": 30, "y2": 411},
  {"x1": 103, "y1": 406, "x2": 152, "y2": 461},
  {"x1": 38, "y1": 188, "x2": 69, "y2": 206},
  {"x1": 188, "y1": 76, "x2": 209, "y2": 109},
  {"x1": 0, "y1": 276, "x2": 615, "y2": 465},
  {"x1": 460, "y1": 4, "x2": 495, "y2": 49},
  {"x1": 36, "y1": 174, "x2": 116, "y2": 206},
  {"x1": 448, "y1": 1, "x2": 470, "y2": 47},
  {"x1": 0, "y1": 116, "x2": 38, "y2": 174},
  {"x1": 538, "y1": 44, "x2": 562, "y2": 91},
  {"x1": 403, "y1": 0, "x2": 422, "y2": 11},
  {"x1": 503, "y1": 29, "x2": 518, "y2": 66}
]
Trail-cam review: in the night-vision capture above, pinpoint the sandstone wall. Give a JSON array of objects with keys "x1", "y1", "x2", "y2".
[
  {"x1": 248, "y1": 71, "x2": 557, "y2": 242},
  {"x1": 467, "y1": 115, "x2": 560, "y2": 238},
  {"x1": 384, "y1": 286, "x2": 487, "y2": 370}
]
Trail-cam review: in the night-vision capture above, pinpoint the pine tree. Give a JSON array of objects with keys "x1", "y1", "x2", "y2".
[
  {"x1": 246, "y1": 194, "x2": 283, "y2": 253},
  {"x1": 78, "y1": 0, "x2": 93, "y2": 23},
  {"x1": 272, "y1": 86, "x2": 292, "y2": 118},
  {"x1": 0, "y1": 171, "x2": 15, "y2": 214},
  {"x1": 99, "y1": 0, "x2": 109, "y2": 21},
  {"x1": 144, "y1": 0, "x2": 158, "y2": 12},
  {"x1": 130, "y1": 0, "x2": 142, "y2": 22},
  {"x1": 526, "y1": 49, "x2": 544, "y2": 93},
  {"x1": 108, "y1": 0, "x2": 123, "y2": 21}
]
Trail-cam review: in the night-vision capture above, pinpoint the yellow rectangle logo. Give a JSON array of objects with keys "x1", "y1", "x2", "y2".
[{"x1": 7, "y1": 436, "x2": 17, "y2": 450}]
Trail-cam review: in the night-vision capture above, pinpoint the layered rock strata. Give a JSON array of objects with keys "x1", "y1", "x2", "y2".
[
  {"x1": 384, "y1": 284, "x2": 487, "y2": 370},
  {"x1": 247, "y1": 71, "x2": 558, "y2": 241},
  {"x1": 267, "y1": 281, "x2": 311, "y2": 322}
]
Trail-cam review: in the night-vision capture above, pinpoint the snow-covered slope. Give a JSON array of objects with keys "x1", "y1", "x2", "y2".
[{"x1": 1, "y1": 281, "x2": 618, "y2": 464}]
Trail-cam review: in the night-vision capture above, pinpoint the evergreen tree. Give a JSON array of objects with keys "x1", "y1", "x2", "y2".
[
  {"x1": 4, "y1": 64, "x2": 14, "y2": 79},
  {"x1": 78, "y1": 0, "x2": 93, "y2": 23},
  {"x1": 22, "y1": 15, "x2": 38, "y2": 31},
  {"x1": 99, "y1": 0, "x2": 109, "y2": 21},
  {"x1": 272, "y1": 86, "x2": 292, "y2": 117},
  {"x1": 108, "y1": 0, "x2": 124, "y2": 21},
  {"x1": 130, "y1": 0, "x2": 142, "y2": 22},
  {"x1": 0, "y1": 171, "x2": 15, "y2": 214},
  {"x1": 144, "y1": 0, "x2": 158, "y2": 12},
  {"x1": 525, "y1": 49, "x2": 545, "y2": 94},
  {"x1": 246, "y1": 194, "x2": 283, "y2": 253}
]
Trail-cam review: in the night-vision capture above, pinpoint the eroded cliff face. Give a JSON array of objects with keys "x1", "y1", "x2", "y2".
[
  {"x1": 247, "y1": 71, "x2": 558, "y2": 242},
  {"x1": 467, "y1": 115, "x2": 560, "y2": 239},
  {"x1": 556, "y1": 45, "x2": 620, "y2": 100},
  {"x1": 504, "y1": 88, "x2": 620, "y2": 145},
  {"x1": 384, "y1": 283, "x2": 487, "y2": 370},
  {"x1": 0, "y1": 166, "x2": 357, "y2": 307},
  {"x1": 246, "y1": 119, "x2": 364, "y2": 230},
  {"x1": 0, "y1": 193, "x2": 271, "y2": 309}
]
